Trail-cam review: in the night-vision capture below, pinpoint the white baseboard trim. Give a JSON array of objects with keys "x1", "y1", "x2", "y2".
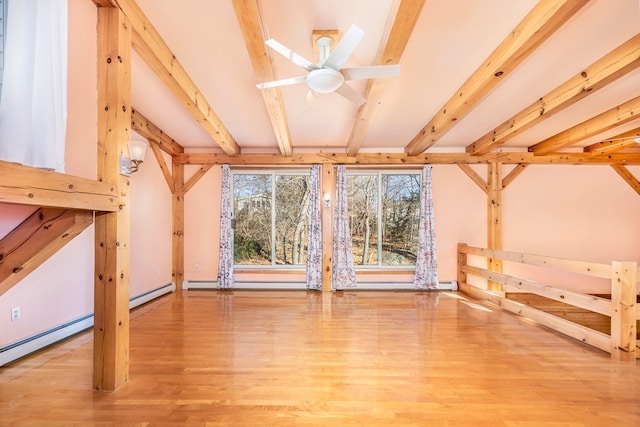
[
  {"x1": 0, "y1": 282, "x2": 175, "y2": 367},
  {"x1": 130, "y1": 282, "x2": 176, "y2": 309},
  {"x1": 182, "y1": 280, "x2": 457, "y2": 291},
  {"x1": 183, "y1": 280, "x2": 306, "y2": 290}
]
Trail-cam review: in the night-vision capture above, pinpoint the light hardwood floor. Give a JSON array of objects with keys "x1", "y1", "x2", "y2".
[{"x1": 1, "y1": 290, "x2": 638, "y2": 426}]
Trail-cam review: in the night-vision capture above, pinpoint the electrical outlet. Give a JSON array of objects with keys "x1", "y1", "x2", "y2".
[
  {"x1": 194, "y1": 264, "x2": 200, "y2": 271},
  {"x1": 11, "y1": 307, "x2": 20, "y2": 321}
]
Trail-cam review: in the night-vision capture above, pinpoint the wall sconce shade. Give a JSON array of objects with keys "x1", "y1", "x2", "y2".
[
  {"x1": 128, "y1": 138, "x2": 148, "y2": 173},
  {"x1": 323, "y1": 192, "x2": 331, "y2": 208}
]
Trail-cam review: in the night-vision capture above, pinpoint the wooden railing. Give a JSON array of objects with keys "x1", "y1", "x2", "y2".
[{"x1": 457, "y1": 243, "x2": 638, "y2": 361}]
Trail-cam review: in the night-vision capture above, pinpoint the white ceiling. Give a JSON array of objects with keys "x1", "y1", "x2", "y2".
[{"x1": 129, "y1": 0, "x2": 640, "y2": 154}]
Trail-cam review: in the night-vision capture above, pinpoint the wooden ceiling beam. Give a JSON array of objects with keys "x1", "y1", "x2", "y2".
[
  {"x1": 404, "y1": 0, "x2": 589, "y2": 156},
  {"x1": 131, "y1": 109, "x2": 184, "y2": 156},
  {"x1": 174, "y1": 151, "x2": 640, "y2": 166},
  {"x1": 232, "y1": 0, "x2": 293, "y2": 156},
  {"x1": 467, "y1": 34, "x2": 640, "y2": 155},
  {"x1": 102, "y1": 0, "x2": 240, "y2": 155},
  {"x1": 345, "y1": 0, "x2": 426, "y2": 156},
  {"x1": 529, "y1": 96, "x2": 640, "y2": 155},
  {"x1": 583, "y1": 127, "x2": 640, "y2": 155}
]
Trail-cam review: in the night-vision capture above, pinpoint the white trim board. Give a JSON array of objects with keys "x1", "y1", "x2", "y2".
[{"x1": 183, "y1": 280, "x2": 458, "y2": 291}]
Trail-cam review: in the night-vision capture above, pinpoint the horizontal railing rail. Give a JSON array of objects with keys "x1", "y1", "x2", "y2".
[{"x1": 457, "y1": 243, "x2": 638, "y2": 362}]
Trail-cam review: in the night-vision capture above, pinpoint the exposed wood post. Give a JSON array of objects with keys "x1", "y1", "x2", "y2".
[
  {"x1": 457, "y1": 243, "x2": 468, "y2": 287},
  {"x1": 94, "y1": 7, "x2": 131, "y2": 392},
  {"x1": 321, "y1": 164, "x2": 334, "y2": 292},
  {"x1": 172, "y1": 158, "x2": 185, "y2": 289},
  {"x1": 611, "y1": 261, "x2": 637, "y2": 361},
  {"x1": 487, "y1": 162, "x2": 503, "y2": 292}
]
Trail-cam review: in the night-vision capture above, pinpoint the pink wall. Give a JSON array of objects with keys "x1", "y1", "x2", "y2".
[
  {"x1": 502, "y1": 164, "x2": 640, "y2": 293},
  {"x1": 184, "y1": 165, "x2": 222, "y2": 282},
  {"x1": 129, "y1": 149, "x2": 173, "y2": 297},
  {"x1": 0, "y1": 1, "x2": 172, "y2": 348}
]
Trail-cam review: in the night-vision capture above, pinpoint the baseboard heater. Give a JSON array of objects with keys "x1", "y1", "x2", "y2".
[
  {"x1": 183, "y1": 280, "x2": 458, "y2": 291},
  {"x1": 0, "y1": 282, "x2": 175, "y2": 367}
]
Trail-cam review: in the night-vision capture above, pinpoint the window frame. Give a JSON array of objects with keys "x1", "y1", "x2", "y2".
[
  {"x1": 231, "y1": 168, "x2": 311, "y2": 270},
  {"x1": 346, "y1": 169, "x2": 421, "y2": 271}
]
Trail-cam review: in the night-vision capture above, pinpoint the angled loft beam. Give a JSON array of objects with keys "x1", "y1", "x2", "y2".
[
  {"x1": 94, "y1": 0, "x2": 240, "y2": 155},
  {"x1": 611, "y1": 165, "x2": 640, "y2": 195},
  {"x1": 467, "y1": 34, "x2": 640, "y2": 155},
  {"x1": 131, "y1": 109, "x2": 183, "y2": 192},
  {"x1": 404, "y1": 0, "x2": 589, "y2": 156},
  {"x1": 345, "y1": 0, "x2": 426, "y2": 156},
  {"x1": 583, "y1": 127, "x2": 640, "y2": 155},
  {"x1": 131, "y1": 109, "x2": 184, "y2": 157},
  {"x1": 502, "y1": 164, "x2": 528, "y2": 188},
  {"x1": 148, "y1": 143, "x2": 175, "y2": 193},
  {"x1": 184, "y1": 165, "x2": 213, "y2": 194},
  {"x1": 174, "y1": 151, "x2": 640, "y2": 166},
  {"x1": 232, "y1": 0, "x2": 293, "y2": 156},
  {"x1": 0, "y1": 208, "x2": 93, "y2": 297},
  {"x1": 0, "y1": 160, "x2": 119, "y2": 211},
  {"x1": 529, "y1": 96, "x2": 640, "y2": 155},
  {"x1": 457, "y1": 164, "x2": 488, "y2": 194}
]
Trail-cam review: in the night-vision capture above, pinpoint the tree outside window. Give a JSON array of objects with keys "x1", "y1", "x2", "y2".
[
  {"x1": 347, "y1": 172, "x2": 420, "y2": 267},
  {"x1": 233, "y1": 171, "x2": 310, "y2": 266}
]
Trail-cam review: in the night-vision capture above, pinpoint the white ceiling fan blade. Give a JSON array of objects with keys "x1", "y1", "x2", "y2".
[
  {"x1": 334, "y1": 83, "x2": 366, "y2": 106},
  {"x1": 341, "y1": 64, "x2": 401, "y2": 81},
  {"x1": 265, "y1": 39, "x2": 315, "y2": 70},
  {"x1": 321, "y1": 24, "x2": 365, "y2": 70},
  {"x1": 256, "y1": 75, "x2": 307, "y2": 89}
]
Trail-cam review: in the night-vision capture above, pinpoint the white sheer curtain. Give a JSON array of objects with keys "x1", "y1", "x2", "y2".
[
  {"x1": 0, "y1": 0, "x2": 68, "y2": 172},
  {"x1": 413, "y1": 165, "x2": 439, "y2": 289},
  {"x1": 332, "y1": 165, "x2": 357, "y2": 290},
  {"x1": 306, "y1": 165, "x2": 322, "y2": 290},
  {"x1": 217, "y1": 164, "x2": 235, "y2": 289}
]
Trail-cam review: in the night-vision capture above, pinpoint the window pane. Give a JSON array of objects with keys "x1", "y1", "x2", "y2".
[
  {"x1": 347, "y1": 175, "x2": 379, "y2": 265},
  {"x1": 233, "y1": 174, "x2": 272, "y2": 265},
  {"x1": 381, "y1": 175, "x2": 420, "y2": 266},
  {"x1": 275, "y1": 175, "x2": 309, "y2": 265}
]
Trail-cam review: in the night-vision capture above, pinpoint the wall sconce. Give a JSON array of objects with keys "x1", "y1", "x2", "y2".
[
  {"x1": 128, "y1": 137, "x2": 148, "y2": 173},
  {"x1": 120, "y1": 136, "x2": 148, "y2": 176},
  {"x1": 323, "y1": 192, "x2": 331, "y2": 208}
]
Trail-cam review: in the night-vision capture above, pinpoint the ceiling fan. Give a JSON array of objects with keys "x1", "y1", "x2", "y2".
[{"x1": 256, "y1": 24, "x2": 400, "y2": 106}]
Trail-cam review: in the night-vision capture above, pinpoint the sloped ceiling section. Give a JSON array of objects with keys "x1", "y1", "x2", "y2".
[{"x1": 121, "y1": 0, "x2": 639, "y2": 157}]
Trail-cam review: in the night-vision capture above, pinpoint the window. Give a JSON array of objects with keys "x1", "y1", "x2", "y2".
[
  {"x1": 347, "y1": 171, "x2": 420, "y2": 267},
  {"x1": 233, "y1": 171, "x2": 310, "y2": 267}
]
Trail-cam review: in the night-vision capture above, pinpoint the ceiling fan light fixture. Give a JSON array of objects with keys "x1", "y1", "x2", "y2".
[{"x1": 306, "y1": 68, "x2": 344, "y2": 93}]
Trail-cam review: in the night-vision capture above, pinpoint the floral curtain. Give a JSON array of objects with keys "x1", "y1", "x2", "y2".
[
  {"x1": 332, "y1": 165, "x2": 357, "y2": 290},
  {"x1": 306, "y1": 165, "x2": 322, "y2": 290},
  {"x1": 0, "y1": 0, "x2": 68, "y2": 172},
  {"x1": 217, "y1": 164, "x2": 234, "y2": 289},
  {"x1": 413, "y1": 165, "x2": 439, "y2": 289}
]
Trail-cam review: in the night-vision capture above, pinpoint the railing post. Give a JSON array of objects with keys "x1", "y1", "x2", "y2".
[
  {"x1": 457, "y1": 243, "x2": 468, "y2": 288},
  {"x1": 611, "y1": 261, "x2": 637, "y2": 361}
]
